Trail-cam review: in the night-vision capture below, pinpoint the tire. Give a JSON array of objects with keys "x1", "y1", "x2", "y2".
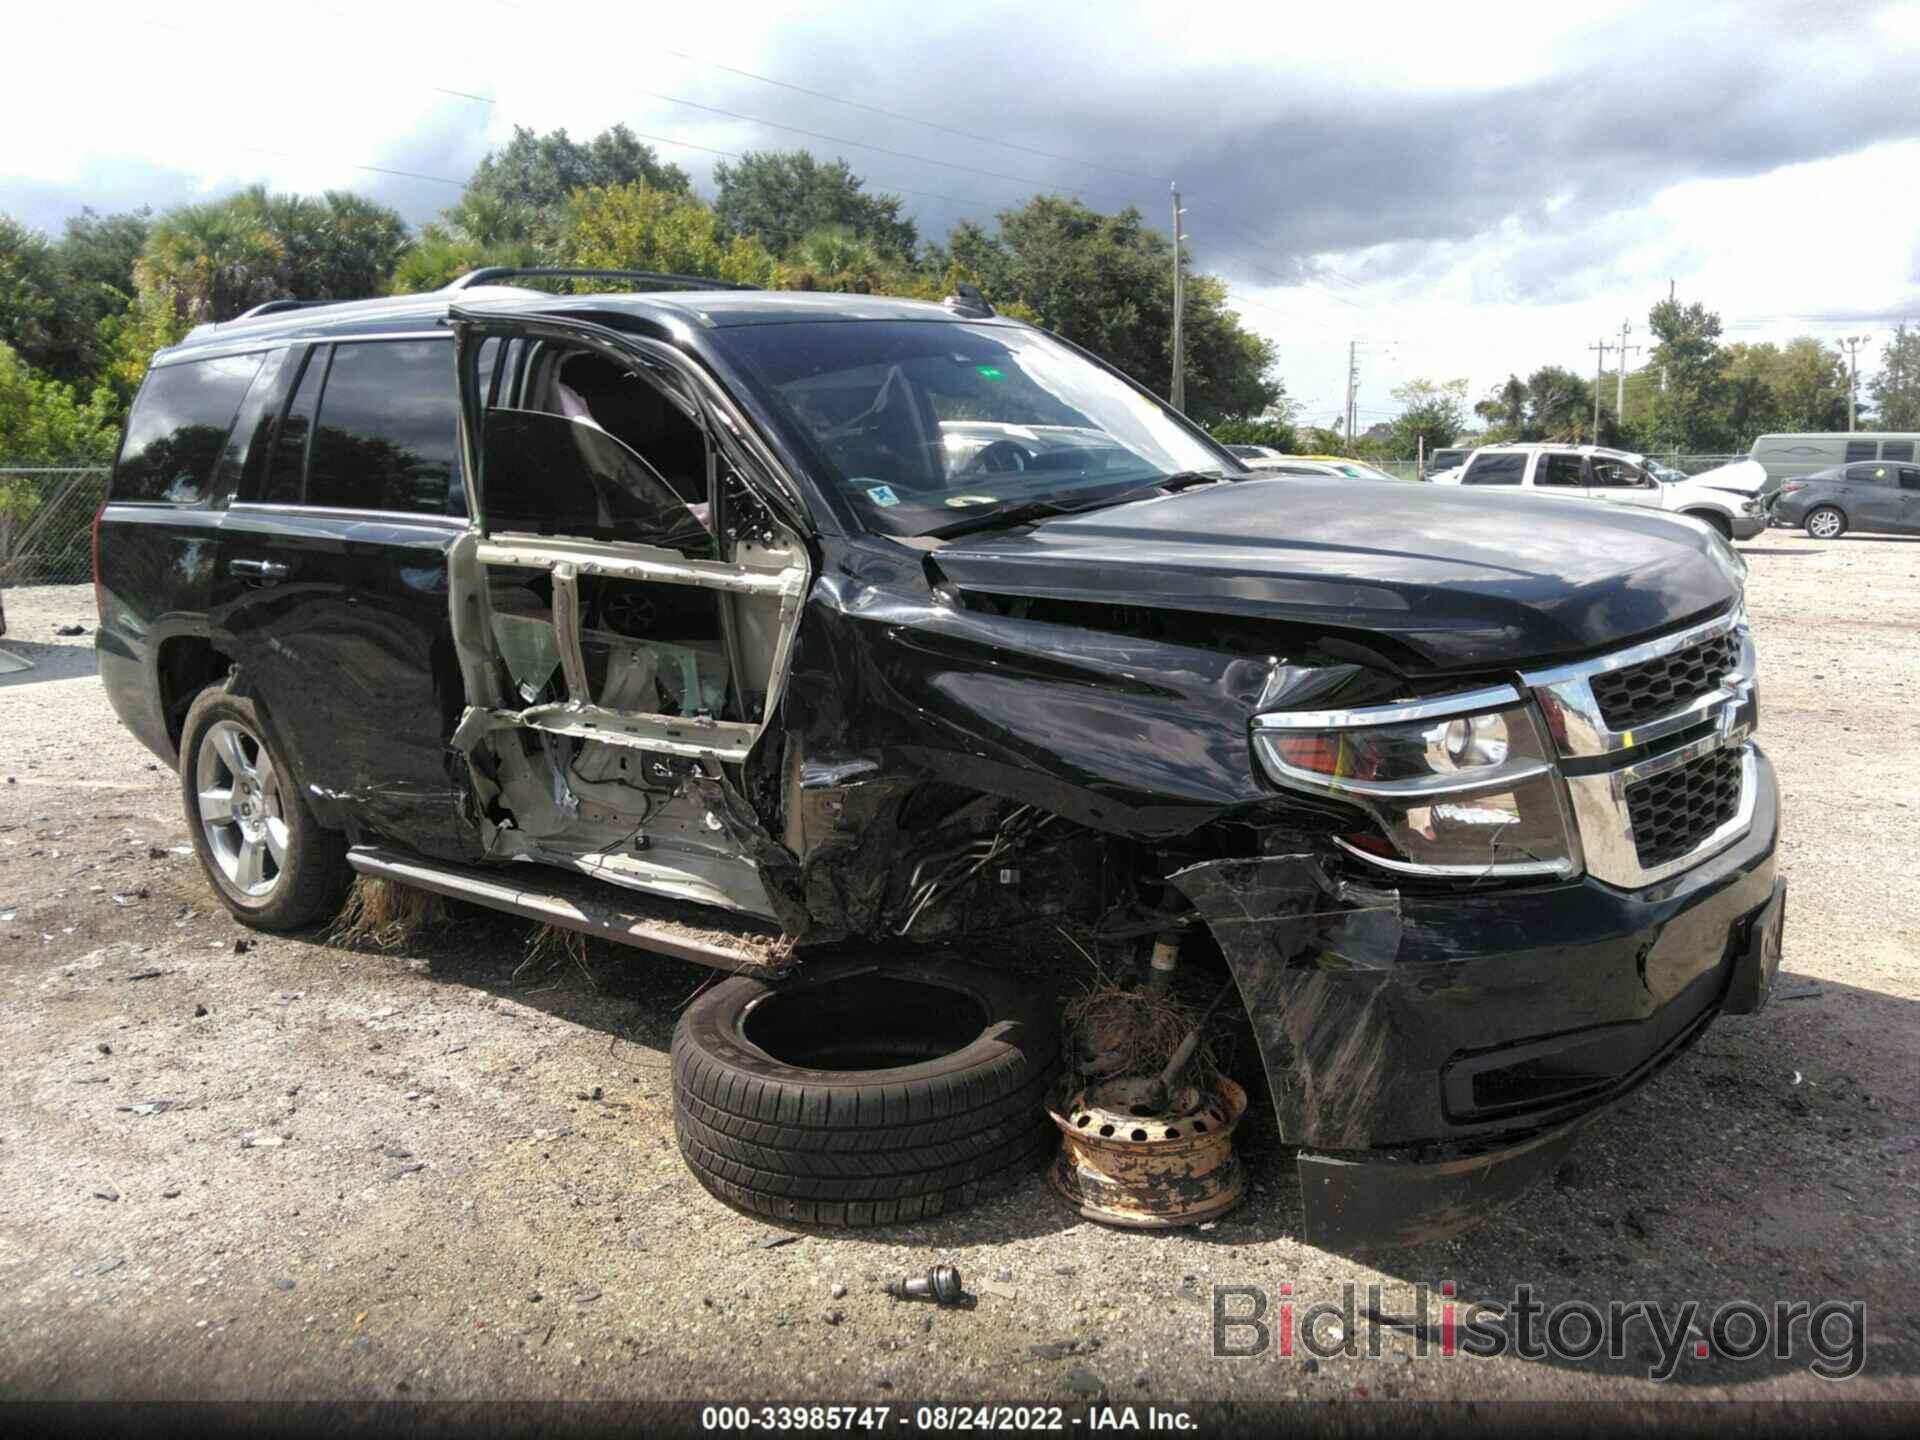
[
  {"x1": 671, "y1": 957, "x2": 1060, "y2": 1226},
  {"x1": 179, "y1": 685, "x2": 351, "y2": 932},
  {"x1": 1805, "y1": 506, "x2": 1847, "y2": 540},
  {"x1": 1685, "y1": 509, "x2": 1732, "y2": 541}
]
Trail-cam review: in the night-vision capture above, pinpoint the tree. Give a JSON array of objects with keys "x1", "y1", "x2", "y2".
[
  {"x1": 137, "y1": 199, "x2": 283, "y2": 322},
  {"x1": 95, "y1": 280, "x2": 193, "y2": 404},
  {"x1": 465, "y1": 125, "x2": 689, "y2": 217},
  {"x1": 1524, "y1": 365, "x2": 1588, "y2": 440},
  {"x1": 1, "y1": 215, "x2": 83, "y2": 380},
  {"x1": 713, "y1": 151, "x2": 916, "y2": 259},
  {"x1": 554, "y1": 182, "x2": 776, "y2": 288},
  {"x1": 139, "y1": 188, "x2": 412, "y2": 322},
  {"x1": 1210, "y1": 416, "x2": 1299, "y2": 453},
  {"x1": 1473, "y1": 373, "x2": 1527, "y2": 433},
  {"x1": 944, "y1": 196, "x2": 1279, "y2": 424},
  {"x1": 1870, "y1": 323, "x2": 1920, "y2": 430},
  {"x1": 388, "y1": 191, "x2": 545, "y2": 294},
  {"x1": 1646, "y1": 296, "x2": 1731, "y2": 452},
  {"x1": 0, "y1": 341, "x2": 120, "y2": 464},
  {"x1": 51, "y1": 207, "x2": 151, "y2": 382},
  {"x1": 1388, "y1": 378, "x2": 1468, "y2": 457}
]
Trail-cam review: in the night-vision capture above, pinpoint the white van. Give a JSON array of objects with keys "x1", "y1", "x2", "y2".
[{"x1": 1434, "y1": 442, "x2": 1769, "y2": 540}]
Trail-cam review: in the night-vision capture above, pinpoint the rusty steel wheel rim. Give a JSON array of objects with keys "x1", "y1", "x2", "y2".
[{"x1": 1048, "y1": 1076, "x2": 1248, "y2": 1228}]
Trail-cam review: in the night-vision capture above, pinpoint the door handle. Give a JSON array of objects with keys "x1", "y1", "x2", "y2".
[{"x1": 228, "y1": 558, "x2": 290, "y2": 582}]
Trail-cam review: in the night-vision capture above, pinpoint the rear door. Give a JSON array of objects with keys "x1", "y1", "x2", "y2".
[
  {"x1": 1897, "y1": 467, "x2": 1920, "y2": 533},
  {"x1": 1532, "y1": 450, "x2": 1588, "y2": 501},
  {"x1": 1843, "y1": 462, "x2": 1902, "y2": 532},
  {"x1": 210, "y1": 334, "x2": 481, "y2": 861}
]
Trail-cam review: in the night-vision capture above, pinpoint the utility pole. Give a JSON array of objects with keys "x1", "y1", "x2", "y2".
[
  {"x1": 1840, "y1": 334, "x2": 1869, "y2": 431},
  {"x1": 1589, "y1": 339, "x2": 1616, "y2": 438},
  {"x1": 1169, "y1": 184, "x2": 1186, "y2": 413},
  {"x1": 1616, "y1": 319, "x2": 1641, "y2": 424},
  {"x1": 1344, "y1": 340, "x2": 1360, "y2": 439}
]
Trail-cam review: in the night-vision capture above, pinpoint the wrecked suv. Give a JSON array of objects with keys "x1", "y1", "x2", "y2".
[{"x1": 94, "y1": 268, "x2": 1784, "y2": 1248}]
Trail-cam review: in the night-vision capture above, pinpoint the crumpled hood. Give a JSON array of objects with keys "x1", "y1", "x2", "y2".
[
  {"x1": 931, "y1": 477, "x2": 1744, "y2": 672},
  {"x1": 1675, "y1": 458, "x2": 1771, "y2": 496}
]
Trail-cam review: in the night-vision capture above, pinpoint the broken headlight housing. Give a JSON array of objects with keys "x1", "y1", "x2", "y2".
[{"x1": 1252, "y1": 685, "x2": 1581, "y2": 880}]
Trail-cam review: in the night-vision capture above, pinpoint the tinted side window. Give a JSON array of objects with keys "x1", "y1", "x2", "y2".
[
  {"x1": 1900, "y1": 467, "x2": 1920, "y2": 491},
  {"x1": 306, "y1": 340, "x2": 459, "y2": 514},
  {"x1": 1538, "y1": 454, "x2": 1584, "y2": 487},
  {"x1": 1463, "y1": 453, "x2": 1524, "y2": 485},
  {"x1": 252, "y1": 345, "x2": 329, "y2": 505},
  {"x1": 1846, "y1": 463, "x2": 1890, "y2": 484},
  {"x1": 1882, "y1": 440, "x2": 1914, "y2": 462},
  {"x1": 1844, "y1": 440, "x2": 1877, "y2": 462},
  {"x1": 113, "y1": 353, "x2": 265, "y2": 503}
]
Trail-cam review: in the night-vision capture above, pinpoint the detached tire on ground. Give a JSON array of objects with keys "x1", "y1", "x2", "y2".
[{"x1": 671, "y1": 957, "x2": 1060, "y2": 1226}]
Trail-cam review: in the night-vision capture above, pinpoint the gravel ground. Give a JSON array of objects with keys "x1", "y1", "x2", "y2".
[{"x1": 2, "y1": 535, "x2": 1918, "y2": 1415}]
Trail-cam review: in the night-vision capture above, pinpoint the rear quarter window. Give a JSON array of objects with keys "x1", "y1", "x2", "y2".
[
  {"x1": 1463, "y1": 452, "x2": 1525, "y2": 485},
  {"x1": 112, "y1": 353, "x2": 266, "y2": 503}
]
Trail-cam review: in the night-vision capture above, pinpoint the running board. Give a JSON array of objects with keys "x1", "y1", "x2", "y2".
[{"x1": 346, "y1": 845, "x2": 794, "y2": 974}]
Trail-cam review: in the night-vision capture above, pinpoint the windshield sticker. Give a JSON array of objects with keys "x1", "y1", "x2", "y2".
[
  {"x1": 944, "y1": 494, "x2": 998, "y2": 508},
  {"x1": 974, "y1": 365, "x2": 1005, "y2": 381},
  {"x1": 858, "y1": 483, "x2": 901, "y2": 508}
]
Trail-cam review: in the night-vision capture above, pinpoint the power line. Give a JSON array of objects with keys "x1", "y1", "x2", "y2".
[{"x1": 655, "y1": 46, "x2": 1172, "y2": 186}]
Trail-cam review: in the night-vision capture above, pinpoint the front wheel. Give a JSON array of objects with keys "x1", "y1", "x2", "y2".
[
  {"x1": 1684, "y1": 509, "x2": 1733, "y2": 541},
  {"x1": 1804, "y1": 506, "x2": 1847, "y2": 540},
  {"x1": 180, "y1": 686, "x2": 350, "y2": 931}
]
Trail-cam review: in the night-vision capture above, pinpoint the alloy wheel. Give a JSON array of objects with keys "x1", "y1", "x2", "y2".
[{"x1": 194, "y1": 719, "x2": 288, "y2": 898}]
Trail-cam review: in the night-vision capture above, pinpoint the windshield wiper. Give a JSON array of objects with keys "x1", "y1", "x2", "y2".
[
  {"x1": 926, "y1": 469, "x2": 1232, "y2": 540},
  {"x1": 926, "y1": 497, "x2": 1080, "y2": 540}
]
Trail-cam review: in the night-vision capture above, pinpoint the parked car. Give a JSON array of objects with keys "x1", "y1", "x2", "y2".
[
  {"x1": 1255, "y1": 455, "x2": 1402, "y2": 482},
  {"x1": 94, "y1": 269, "x2": 1782, "y2": 1250},
  {"x1": 1224, "y1": 443, "x2": 1286, "y2": 465},
  {"x1": 1424, "y1": 445, "x2": 1474, "y2": 480},
  {"x1": 1771, "y1": 459, "x2": 1920, "y2": 538},
  {"x1": 1433, "y1": 442, "x2": 1769, "y2": 540},
  {"x1": 1747, "y1": 431, "x2": 1920, "y2": 487}
]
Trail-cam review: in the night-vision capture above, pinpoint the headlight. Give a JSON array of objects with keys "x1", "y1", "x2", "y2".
[
  {"x1": 1741, "y1": 499, "x2": 1765, "y2": 516},
  {"x1": 1253, "y1": 687, "x2": 1581, "y2": 879}
]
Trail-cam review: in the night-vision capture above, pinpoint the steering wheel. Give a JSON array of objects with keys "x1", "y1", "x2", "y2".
[{"x1": 962, "y1": 439, "x2": 1030, "y2": 476}]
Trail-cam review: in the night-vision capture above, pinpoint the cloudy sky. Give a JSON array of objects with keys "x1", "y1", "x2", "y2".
[{"x1": 5, "y1": 0, "x2": 1918, "y2": 426}]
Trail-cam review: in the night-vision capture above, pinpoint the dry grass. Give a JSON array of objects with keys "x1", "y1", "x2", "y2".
[
  {"x1": 513, "y1": 922, "x2": 597, "y2": 989},
  {"x1": 1062, "y1": 983, "x2": 1216, "y2": 1090},
  {"x1": 328, "y1": 876, "x2": 449, "y2": 951}
]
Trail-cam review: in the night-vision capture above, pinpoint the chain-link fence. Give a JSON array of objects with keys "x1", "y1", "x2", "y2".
[{"x1": 0, "y1": 466, "x2": 111, "y2": 588}]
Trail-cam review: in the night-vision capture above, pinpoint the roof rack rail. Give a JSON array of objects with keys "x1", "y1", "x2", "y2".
[
  {"x1": 231, "y1": 298, "x2": 343, "y2": 322},
  {"x1": 444, "y1": 267, "x2": 760, "y2": 293}
]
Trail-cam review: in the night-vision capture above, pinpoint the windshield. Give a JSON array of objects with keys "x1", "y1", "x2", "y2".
[{"x1": 709, "y1": 319, "x2": 1231, "y2": 536}]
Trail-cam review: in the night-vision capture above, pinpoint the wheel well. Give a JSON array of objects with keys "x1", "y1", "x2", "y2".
[
  {"x1": 156, "y1": 637, "x2": 231, "y2": 753},
  {"x1": 1682, "y1": 508, "x2": 1732, "y2": 538}
]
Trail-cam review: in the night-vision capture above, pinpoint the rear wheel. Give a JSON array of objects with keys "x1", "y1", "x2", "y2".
[
  {"x1": 671, "y1": 957, "x2": 1060, "y2": 1226},
  {"x1": 1805, "y1": 506, "x2": 1846, "y2": 540},
  {"x1": 180, "y1": 686, "x2": 350, "y2": 931}
]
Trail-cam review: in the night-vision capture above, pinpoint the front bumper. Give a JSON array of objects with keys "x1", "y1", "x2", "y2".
[
  {"x1": 1170, "y1": 746, "x2": 1782, "y2": 1251},
  {"x1": 1730, "y1": 512, "x2": 1768, "y2": 540}
]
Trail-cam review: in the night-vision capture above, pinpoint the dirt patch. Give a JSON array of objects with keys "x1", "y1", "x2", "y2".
[{"x1": 2, "y1": 549, "x2": 1919, "y2": 1405}]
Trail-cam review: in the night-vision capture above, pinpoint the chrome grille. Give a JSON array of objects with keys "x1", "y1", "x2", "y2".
[
  {"x1": 1624, "y1": 745, "x2": 1745, "y2": 870},
  {"x1": 1589, "y1": 631, "x2": 1740, "y2": 731}
]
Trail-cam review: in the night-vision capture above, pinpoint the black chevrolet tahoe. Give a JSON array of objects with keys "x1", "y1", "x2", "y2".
[{"x1": 94, "y1": 268, "x2": 1785, "y2": 1248}]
